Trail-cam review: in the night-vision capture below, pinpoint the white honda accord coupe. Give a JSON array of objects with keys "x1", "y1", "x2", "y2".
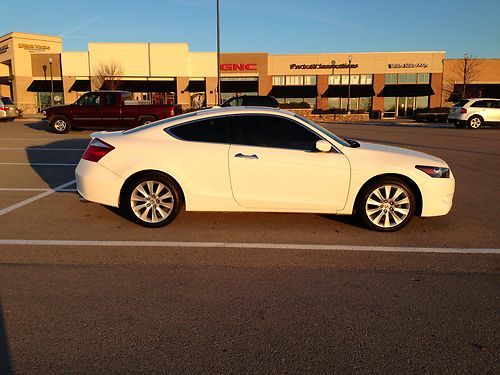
[{"x1": 75, "y1": 107, "x2": 455, "y2": 231}]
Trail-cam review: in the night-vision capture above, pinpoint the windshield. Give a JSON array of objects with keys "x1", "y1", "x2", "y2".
[
  {"x1": 294, "y1": 114, "x2": 350, "y2": 147},
  {"x1": 1, "y1": 97, "x2": 14, "y2": 105},
  {"x1": 123, "y1": 112, "x2": 198, "y2": 134}
]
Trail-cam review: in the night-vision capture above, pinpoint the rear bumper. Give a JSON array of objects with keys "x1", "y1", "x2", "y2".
[
  {"x1": 0, "y1": 111, "x2": 17, "y2": 120},
  {"x1": 75, "y1": 159, "x2": 124, "y2": 208},
  {"x1": 420, "y1": 173, "x2": 455, "y2": 217}
]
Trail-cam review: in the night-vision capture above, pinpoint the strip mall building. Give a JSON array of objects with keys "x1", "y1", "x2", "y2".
[{"x1": 1, "y1": 32, "x2": 499, "y2": 117}]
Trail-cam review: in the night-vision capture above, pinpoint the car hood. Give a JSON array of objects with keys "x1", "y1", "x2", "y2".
[
  {"x1": 44, "y1": 104, "x2": 73, "y2": 112},
  {"x1": 351, "y1": 141, "x2": 447, "y2": 166}
]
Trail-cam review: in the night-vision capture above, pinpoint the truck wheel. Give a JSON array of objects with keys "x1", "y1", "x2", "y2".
[
  {"x1": 50, "y1": 116, "x2": 71, "y2": 134},
  {"x1": 139, "y1": 116, "x2": 156, "y2": 125}
]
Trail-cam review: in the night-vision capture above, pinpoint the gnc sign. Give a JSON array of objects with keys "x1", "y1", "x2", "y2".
[{"x1": 220, "y1": 63, "x2": 257, "y2": 71}]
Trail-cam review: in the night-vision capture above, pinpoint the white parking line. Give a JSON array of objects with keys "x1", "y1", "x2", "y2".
[
  {"x1": 0, "y1": 188, "x2": 77, "y2": 192},
  {"x1": 0, "y1": 179, "x2": 76, "y2": 217},
  {"x1": 0, "y1": 148, "x2": 86, "y2": 151},
  {"x1": 0, "y1": 163, "x2": 77, "y2": 166},
  {"x1": 0, "y1": 239, "x2": 497, "y2": 254}
]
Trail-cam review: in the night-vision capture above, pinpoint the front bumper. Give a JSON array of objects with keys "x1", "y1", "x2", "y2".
[
  {"x1": 75, "y1": 159, "x2": 124, "y2": 208},
  {"x1": 419, "y1": 172, "x2": 455, "y2": 217}
]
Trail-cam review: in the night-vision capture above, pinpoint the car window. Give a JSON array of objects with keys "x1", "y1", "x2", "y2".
[
  {"x1": 495, "y1": 100, "x2": 500, "y2": 109},
  {"x1": 77, "y1": 93, "x2": 101, "y2": 106},
  {"x1": 101, "y1": 93, "x2": 115, "y2": 106},
  {"x1": 453, "y1": 99, "x2": 469, "y2": 107},
  {"x1": 168, "y1": 117, "x2": 229, "y2": 144},
  {"x1": 471, "y1": 100, "x2": 489, "y2": 108},
  {"x1": 0, "y1": 97, "x2": 14, "y2": 105},
  {"x1": 230, "y1": 115, "x2": 320, "y2": 151}
]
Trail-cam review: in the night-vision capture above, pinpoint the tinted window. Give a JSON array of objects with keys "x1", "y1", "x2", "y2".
[
  {"x1": 168, "y1": 117, "x2": 229, "y2": 144},
  {"x1": 0, "y1": 97, "x2": 14, "y2": 105},
  {"x1": 453, "y1": 100, "x2": 469, "y2": 108},
  {"x1": 230, "y1": 115, "x2": 320, "y2": 150},
  {"x1": 101, "y1": 93, "x2": 115, "y2": 106},
  {"x1": 243, "y1": 96, "x2": 279, "y2": 108},
  {"x1": 77, "y1": 93, "x2": 100, "y2": 106},
  {"x1": 471, "y1": 100, "x2": 489, "y2": 108}
]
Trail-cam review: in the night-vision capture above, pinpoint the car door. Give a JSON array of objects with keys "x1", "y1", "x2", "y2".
[
  {"x1": 228, "y1": 114, "x2": 351, "y2": 211},
  {"x1": 72, "y1": 92, "x2": 102, "y2": 127},
  {"x1": 491, "y1": 100, "x2": 500, "y2": 121},
  {"x1": 98, "y1": 92, "x2": 122, "y2": 128}
]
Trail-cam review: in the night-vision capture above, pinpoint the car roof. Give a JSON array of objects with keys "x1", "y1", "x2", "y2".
[
  {"x1": 196, "y1": 106, "x2": 295, "y2": 117},
  {"x1": 464, "y1": 98, "x2": 499, "y2": 101}
]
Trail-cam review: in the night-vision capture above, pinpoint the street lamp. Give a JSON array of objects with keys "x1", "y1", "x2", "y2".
[
  {"x1": 49, "y1": 57, "x2": 54, "y2": 107},
  {"x1": 347, "y1": 54, "x2": 352, "y2": 115},
  {"x1": 462, "y1": 52, "x2": 469, "y2": 99},
  {"x1": 216, "y1": 0, "x2": 221, "y2": 105}
]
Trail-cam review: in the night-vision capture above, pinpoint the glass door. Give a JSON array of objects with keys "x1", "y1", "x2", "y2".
[
  {"x1": 397, "y1": 97, "x2": 415, "y2": 117},
  {"x1": 397, "y1": 97, "x2": 406, "y2": 117}
]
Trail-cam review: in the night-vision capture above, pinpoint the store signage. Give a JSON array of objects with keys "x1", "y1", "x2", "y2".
[
  {"x1": 0, "y1": 45, "x2": 8, "y2": 55},
  {"x1": 388, "y1": 63, "x2": 428, "y2": 69},
  {"x1": 18, "y1": 43, "x2": 51, "y2": 52},
  {"x1": 220, "y1": 63, "x2": 257, "y2": 71},
  {"x1": 290, "y1": 63, "x2": 358, "y2": 70}
]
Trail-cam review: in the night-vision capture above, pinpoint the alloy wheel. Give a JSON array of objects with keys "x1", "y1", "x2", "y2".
[
  {"x1": 130, "y1": 180, "x2": 174, "y2": 223},
  {"x1": 365, "y1": 184, "x2": 411, "y2": 229},
  {"x1": 54, "y1": 119, "x2": 67, "y2": 132},
  {"x1": 469, "y1": 117, "x2": 482, "y2": 129}
]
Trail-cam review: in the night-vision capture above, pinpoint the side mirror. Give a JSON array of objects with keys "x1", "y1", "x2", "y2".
[{"x1": 316, "y1": 139, "x2": 332, "y2": 152}]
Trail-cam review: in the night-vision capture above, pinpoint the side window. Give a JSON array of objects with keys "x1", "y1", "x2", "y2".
[
  {"x1": 230, "y1": 115, "x2": 321, "y2": 151},
  {"x1": 168, "y1": 117, "x2": 229, "y2": 144},
  {"x1": 495, "y1": 100, "x2": 500, "y2": 109},
  {"x1": 101, "y1": 93, "x2": 115, "y2": 106},
  {"x1": 77, "y1": 93, "x2": 100, "y2": 106},
  {"x1": 471, "y1": 100, "x2": 487, "y2": 108}
]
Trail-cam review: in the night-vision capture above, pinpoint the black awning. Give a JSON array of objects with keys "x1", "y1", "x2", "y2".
[
  {"x1": 379, "y1": 84, "x2": 434, "y2": 97},
  {"x1": 68, "y1": 80, "x2": 90, "y2": 92},
  {"x1": 447, "y1": 84, "x2": 500, "y2": 101},
  {"x1": 101, "y1": 80, "x2": 177, "y2": 92},
  {"x1": 27, "y1": 80, "x2": 63, "y2": 92},
  {"x1": 186, "y1": 80, "x2": 206, "y2": 92},
  {"x1": 220, "y1": 80, "x2": 259, "y2": 93},
  {"x1": 270, "y1": 85, "x2": 317, "y2": 98},
  {"x1": 323, "y1": 85, "x2": 375, "y2": 98}
]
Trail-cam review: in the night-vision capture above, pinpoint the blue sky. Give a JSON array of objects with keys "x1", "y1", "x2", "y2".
[{"x1": 1, "y1": 0, "x2": 499, "y2": 58}]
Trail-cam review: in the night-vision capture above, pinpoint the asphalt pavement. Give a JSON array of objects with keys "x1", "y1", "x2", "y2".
[{"x1": 0, "y1": 119, "x2": 498, "y2": 373}]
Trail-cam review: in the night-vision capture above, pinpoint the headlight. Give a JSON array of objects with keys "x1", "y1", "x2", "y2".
[
  {"x1": 42, "y1": 110, "x2": 46, "y2": 115},
  {"x1": 415, "y1": 165, "x2": 450, "y2": 178}
]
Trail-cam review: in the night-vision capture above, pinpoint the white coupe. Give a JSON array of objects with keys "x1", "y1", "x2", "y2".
[{"x1": 75, "y1": 107, "x2": 455, "y2": 231}]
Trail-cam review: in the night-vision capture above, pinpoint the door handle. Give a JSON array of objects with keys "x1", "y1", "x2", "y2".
[{"x1": 235, "y1": 153, "x2": 258, "y2": 160}]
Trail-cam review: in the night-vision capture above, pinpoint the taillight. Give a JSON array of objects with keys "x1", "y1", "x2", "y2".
[
  {"x1": 169, "y1": 107, "x2": 175, "y2": 116},
  {"x1": 460, "y1": 108, "x2": 467, "y2": 114},
  {"x1": 82, "y1": 138, "x2": 115, "y2": 162},
  {"x1": 0, "y1": 107, "x2": 9, "y2": 111}
]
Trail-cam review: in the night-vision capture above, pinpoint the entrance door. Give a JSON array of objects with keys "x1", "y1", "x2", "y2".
[{"x1": 397, "y1": 97, "x2": 415, "y2": 117}]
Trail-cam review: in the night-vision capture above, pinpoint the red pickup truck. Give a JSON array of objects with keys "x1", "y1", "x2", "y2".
[{"x1": 43, "y1": 91, "x2": 179, "y2": 134}]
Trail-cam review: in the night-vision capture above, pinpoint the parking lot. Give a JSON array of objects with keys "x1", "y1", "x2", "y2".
[{"x1": 0, "y1": 119, "x2": 499, "y2": 373}]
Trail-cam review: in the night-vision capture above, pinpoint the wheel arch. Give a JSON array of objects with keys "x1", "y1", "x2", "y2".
[
  {"x1": 119, "y1": 169, "x2": 186, "y2": 207},
  {"x1": 354, "y1": 173, "x2": 423, "y2": 216}
]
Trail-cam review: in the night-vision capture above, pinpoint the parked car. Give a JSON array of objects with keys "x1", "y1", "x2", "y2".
[
  {"x1": 43, "y1": 91, "x2": 179, "y2": 134},
  {"x1": 448, "y1": 98, "x2": 500, "y2": 129},
  {"x1": 76, "y1": 107, "x2": 455, "y2": 231},
  {"x1": 0, "y1": 96, "x2": 17, "y2": 121},
  {"x1": 221, "y1": 95, "x2": 279, "y2": 108}
]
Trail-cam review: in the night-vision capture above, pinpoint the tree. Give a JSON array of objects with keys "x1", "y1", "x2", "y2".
[
  {"x1": 442, "y1": 53, "x2": 483, "y2": 103},
  {"x1": 91, "y1": 60, "x2": 124, "y2": 90}
]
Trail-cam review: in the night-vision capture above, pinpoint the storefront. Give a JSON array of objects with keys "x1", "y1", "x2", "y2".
[{"x1": 2, "y1": 31, "x2": 500, "y2": 116}]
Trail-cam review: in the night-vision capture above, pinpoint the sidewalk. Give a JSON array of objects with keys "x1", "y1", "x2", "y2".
[{"x1": 323, "y1": 118, "x2": 453, "y2": 128}]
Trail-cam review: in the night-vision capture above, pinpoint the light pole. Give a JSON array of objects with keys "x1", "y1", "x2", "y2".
[
  {"x1": 347, "y1": 55, "x2": 352, "y2": 115},
  {"x1": 216, "y1": 0, "x2": 221, "y2": 105},
  {"x1": 49, "y1": 57, "x2": 54, "y2": 107},
  {"x1": 462, "y1": 52, "x2": 469, "y2": 99}
]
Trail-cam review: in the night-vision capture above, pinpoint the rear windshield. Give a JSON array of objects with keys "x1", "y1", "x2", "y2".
[
  {"x1": 0, "y1": 97, "x2": 14, "y2": 105},
  {"x1": 453, "y1": 99, "x2": 469, "y2": 107}
]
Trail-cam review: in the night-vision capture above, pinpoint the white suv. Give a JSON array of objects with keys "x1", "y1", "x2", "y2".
[{"x1": 448, "y1": 98, "x2": 500, "y2": 129}]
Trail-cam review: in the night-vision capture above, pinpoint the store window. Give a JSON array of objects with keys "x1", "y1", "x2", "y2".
[
  {"x1": 330, "y1": 74, "x2": 373, "y2": 85},
  {"x1": 416, "y1": 96, "x2": 429, "y2": 113},
  {"x1": 327, "y1": 97, "x2": 371, "y2": 113},
  {"x1": 417, "y1": 73, "x2": 430, "y2": 84},
  {"x1": 383, "y1": 97, "x2": 396, "y2": 117},
  {"x1": 385, "y1": 74, "x2": 397, "y2": 84},
  {"x1": 272, "y1": 76, "x2": 286, "y2": 86}
]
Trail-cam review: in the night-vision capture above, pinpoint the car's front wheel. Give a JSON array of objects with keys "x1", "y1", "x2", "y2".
[
  {"x1": 356, "y1": 178, "x2": 416, "y2": 231},
  {"x1": 122, "y1": 173, "x2": 181, "y2": 227}
]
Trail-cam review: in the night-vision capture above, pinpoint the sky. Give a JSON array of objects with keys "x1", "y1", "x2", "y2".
[{"x1": 1, "y1": 0, "x2": 499, "y2": 58}]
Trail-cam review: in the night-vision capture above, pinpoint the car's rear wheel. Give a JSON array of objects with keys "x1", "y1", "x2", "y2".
[
  {"x1": 467, "y1": 115, "x2": 483, "y2": 129},
  {"x1": 357, "y1": 178, "x2": 416, "y2": 232},
  {"x1": 50, "y1": 115, "x2": 71, "y2": 134},
  {"x1": 122, "y1": 173, "x2": 181, "y2": 227}
]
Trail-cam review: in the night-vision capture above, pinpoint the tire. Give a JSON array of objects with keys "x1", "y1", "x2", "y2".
[
  {"x1": 139, "y1": 116, "x2": 156, "y2": 125},
  {"x1": 356, "y1": 178, "x2": 416, "y2": 232},
  {"x1": 121, "y1": 173, "x2": 181, "y2": 228},
  {"x1": 467, "y1": 115, "x2": 483, "y2": 129},
  {"x1": 50, "y1": 115, "x2": 71, "y2": 134}
]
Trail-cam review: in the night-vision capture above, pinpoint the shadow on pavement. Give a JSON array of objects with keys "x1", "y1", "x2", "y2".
[{"x1": 0, "y1": 299, "x2": 14, "y2": 375}]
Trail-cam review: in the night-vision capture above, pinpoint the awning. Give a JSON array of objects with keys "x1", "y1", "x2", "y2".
[
  {"x1": 68, "y1": 80, "x2": 90, "y2": 92},
  {"x1": 220, "y1": 80, "x2": 259, "y2": 93},
  {"x1": 101, "y1": 80, "x2": 177, "y2": 92},
  {"x1": 378, "y1": 84, "x2": 434, "y2": 97},
  {"x1": 322, "y1": 85, "x2": 375, "y2": 98},
  {"x1": 270, "y1": 85, "x2": 317, "y2": 98},
  {"x1": 27, "y1": 80, "x2": 63, "y2": 92},
  {"x1": 447, "y1": 84, "x2": 500, "y2": 101},
  {"x1": 185, "y1": 80, "x2": 206, "y2": 92}
]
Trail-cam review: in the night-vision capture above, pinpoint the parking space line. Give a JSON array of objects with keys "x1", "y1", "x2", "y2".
[
  {"x1": 0, "y1": 180, "x2": 76, "y2": 217},
  {"x1": 0, "y1": 239, "x2": 497, "y2": 254},
  {"x1": 0, "y1": 163, "x2": 77, "y2": 166},
  {"x1": 0, "y1": 188, "x2": 77, "y2": 192}
]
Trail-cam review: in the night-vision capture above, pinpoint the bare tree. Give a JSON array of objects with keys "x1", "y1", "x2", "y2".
[
  {"x1": 91, "y1": 60, "x2": 124, "y2": 90},
  {"x1": 442, "y1": 53, "x2": 483, "y2": 103}
]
